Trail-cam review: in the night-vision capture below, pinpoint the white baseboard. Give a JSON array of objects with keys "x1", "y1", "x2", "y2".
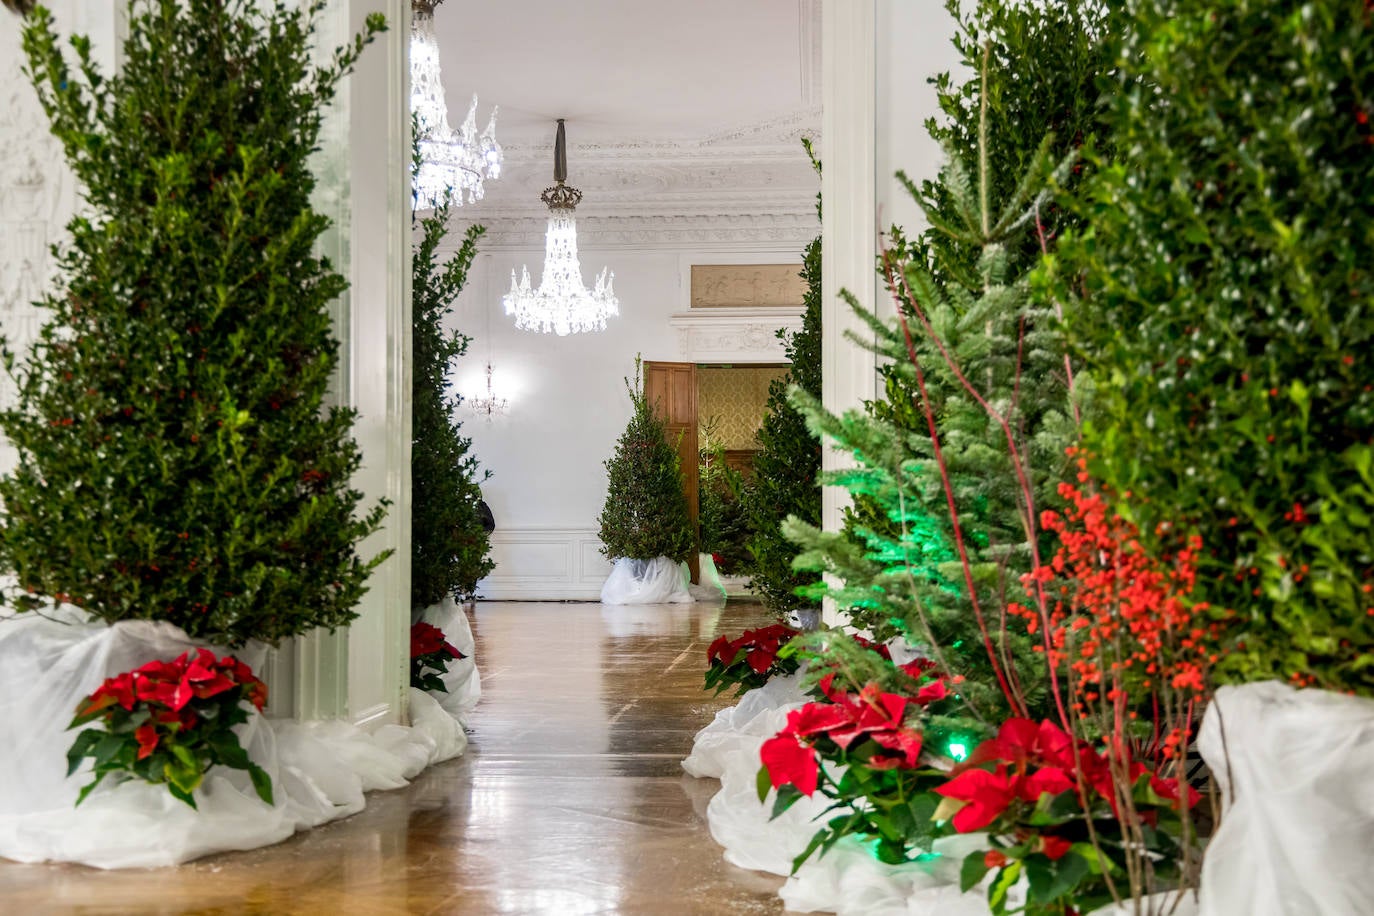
[{"x1": 477, "y1": 527, "x2": 611, "y2": 601}]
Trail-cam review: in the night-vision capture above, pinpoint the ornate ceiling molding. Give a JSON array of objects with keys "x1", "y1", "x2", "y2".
[
  {"x1": 451, "y1": 108, "x2": 823, "y2": 251},
  {"x1": 466, "y1": 212, "x2": 818, "y2": 252}
]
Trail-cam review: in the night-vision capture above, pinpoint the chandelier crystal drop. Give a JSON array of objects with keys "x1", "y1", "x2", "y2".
[
  {"x1": 410, "y1": 1, "x2": 501, "y2": 210},
  {"x1": 503, "y1": 120, "x2": 618, "y2": 336}
]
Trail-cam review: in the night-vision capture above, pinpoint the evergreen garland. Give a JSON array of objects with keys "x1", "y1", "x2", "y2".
[
  {"x1": 0, "y1": 1, "x2": 388, "y2": 646},
  {"x1": 740, "y1": 141, "x2": 823, "y2": 614},
  {"x1": 410, "y1": 135, "x2": 492, "y2": 611},
  {"x1": 1055, "y1": 0, "x2": 1374, "y2": 694},
  {"x1": 598, "y1": 359, "x2": 694, "y2": 564}
]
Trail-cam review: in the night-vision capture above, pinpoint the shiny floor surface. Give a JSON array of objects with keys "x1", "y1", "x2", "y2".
[{"x1": 0, "y1": 601, "x2": 785, "y2": 915}]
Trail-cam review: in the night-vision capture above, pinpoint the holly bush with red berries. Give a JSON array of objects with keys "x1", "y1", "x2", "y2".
[{"x1": 1, "y1": 1, "x2": 389, "y2": 646}]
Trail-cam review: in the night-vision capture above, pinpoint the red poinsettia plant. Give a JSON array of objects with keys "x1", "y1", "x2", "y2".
[
  {"x1": 757, "y1": 658, "x2": 956, "y2": 870},
  {"x1": 935, "y1": 717, "x2": 1202, "y2": 916},
  {"x1": 410, "y1": 621, "x2": 466, "y2": 693},
  {"x1": 66, "y1": 649, "x2": 272, "y2": 809},
  {"x1": 703, "y1": 623, "x2": 801, "y2": 696}
]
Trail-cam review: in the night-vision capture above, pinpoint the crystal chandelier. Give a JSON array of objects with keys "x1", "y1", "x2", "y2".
[
  {"x1": 410, "y1": 0, "x2": 501, "y2": 209},
  {"x1": 503, "y1": 120, "x2": 618, "y2": 336},
  {"x1": 468, "y1": 363, "x2": 509, "y2": 421}
]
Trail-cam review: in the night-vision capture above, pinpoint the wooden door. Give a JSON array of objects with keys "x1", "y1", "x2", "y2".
[{"x1": 642, "y1": 361, "x2": 699, "y2": 583}]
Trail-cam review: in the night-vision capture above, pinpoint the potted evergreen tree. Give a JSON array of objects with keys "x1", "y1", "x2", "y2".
[
  {"x1": 1, "y1": 0, "x2": 387, "y2": 646},
  {"x1": 409, "y1": 132, "x2": 493, "y2": 617},
  {"x1": 739, "y1": 142, "x2": 822, "y2": 622},
  {"x1": 1053, "y1": 1, "x2": 1374, "y2": 910},
  {"x1": 0, "y1": 0, "x2": 390, "y2": 865},
  {"x1": 598, "y1": 358, "x2": 695, "y2": 605}
]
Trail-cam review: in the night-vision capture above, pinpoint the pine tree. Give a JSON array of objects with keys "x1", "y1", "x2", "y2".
[
  {"x1": 1055, "y1": 0, "x2": 1374, "y2": 694},
  {"x1": 0, "y1": 1, "x2": 387, "y2": 646},
  {"x1": 740, "y1": 141, "x2": 823, "y2": 614},
  {"x1": 598, "y1": 359, "x2": 694, "y2": 564},
  {"x1": 698, "y1": 444, "x2": 750, "y2": 574},
  {"x1": 785, "y1": 0, "x2": 1112, "y2": 720},
  {"x1": 410, "y1": 145, "x2": 492, "y2": 611}
]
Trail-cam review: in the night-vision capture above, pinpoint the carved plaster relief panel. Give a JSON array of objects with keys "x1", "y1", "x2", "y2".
[{"x1": 691, "y1": 264, "x2": 806, "y2": 309}]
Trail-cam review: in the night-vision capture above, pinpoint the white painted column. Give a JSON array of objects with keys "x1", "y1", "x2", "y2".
[
  {"x1": 292, "y1": 0, "x2": 411, "y2": 726},
  {"x1": 820, "y1": 0, "x2": 878, "y2": 540},
  {"x1": 342, "y1": 0, "x2": 411, "y2": 728}
]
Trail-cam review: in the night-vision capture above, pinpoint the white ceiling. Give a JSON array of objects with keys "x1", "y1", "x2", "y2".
[{"x1": 433, "y1": 0, "x2": 818, "y2": 149}]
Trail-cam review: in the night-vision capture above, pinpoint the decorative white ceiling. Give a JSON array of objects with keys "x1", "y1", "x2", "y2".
[{"x1": 433, "y1": 0, "x2": 822, "y2": 250}]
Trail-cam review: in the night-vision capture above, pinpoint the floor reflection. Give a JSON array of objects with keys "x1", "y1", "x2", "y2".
[{"x1": 0, "y1": 600, "x2": 784, "y2": 915}]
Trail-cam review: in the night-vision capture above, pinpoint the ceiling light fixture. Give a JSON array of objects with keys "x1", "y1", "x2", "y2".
[
  {"x1": 410, "y1": 0, "x2": 501, "y2": 209},
  {"x1": 503, "y1": 120, "x2": 618, "y2": 336}
]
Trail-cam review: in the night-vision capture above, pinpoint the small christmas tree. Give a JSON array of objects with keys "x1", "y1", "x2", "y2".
[
  {"x1": 739, "y1": 141, "x2": 823, "y2": 614},
  {"x1": 1056, "y1": 0, "x2": 1374, "y2": 694},
  {"x1": 410, "y1": 133, "x2": 493, "y2": 612},
  {"x1": 785, "y1": 0, "x2": 1111, "y2": 719},
  {"x1": 698, "y1": 442, "x2": 750, "y2": 575},
  {"x1": 598, "y1": 359, "x2": 694, "y2": 564},
  {"x1": 0, "y1": 1, "x2": 387, "y2": 646}
]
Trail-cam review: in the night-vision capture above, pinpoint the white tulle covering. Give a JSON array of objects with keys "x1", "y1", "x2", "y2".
[
  {"x1": 600, "y1": 556, "x2": 693, "y2": 605},
  {"x1": 0, "y1": 603, "x2": 479, "y2": 869},
  {"x1": 684, "y1": 675, "x2": 832, "y2": 874},
  {"x1": 422, "y1": 597, "x2": 482, "y2": 724},
  {"x1": 691, "y1": 553, "x2": 729, "y2": 603},
  {"x1": 1198, "y1": 681, "x2": 1374, "y2": 916}
]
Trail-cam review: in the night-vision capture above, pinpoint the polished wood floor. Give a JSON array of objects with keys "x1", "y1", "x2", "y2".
[{"x1": 0, "y1": 601, "x2": 786, "y2": 915}]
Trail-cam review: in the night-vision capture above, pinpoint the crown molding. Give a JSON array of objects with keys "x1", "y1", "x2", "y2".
[
  {"x1": 441, "y1": 108, "x2": 823, "y2": 252},
  {"x1": 457, "y1": 211, "x2": 819, "y2": 252}
]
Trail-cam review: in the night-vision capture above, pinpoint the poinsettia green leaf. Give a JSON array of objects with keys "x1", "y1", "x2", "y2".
[{"x1": 960, "y1": 850, "x2": 992, "y2": 893}]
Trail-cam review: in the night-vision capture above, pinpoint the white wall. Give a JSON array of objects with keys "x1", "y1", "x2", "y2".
[
  {"x1": 450, "y1": 243, "x2": 806, "y2": 599},
  {"x1": 874, "y1": 0, "x2": 964, "y2": 322}
]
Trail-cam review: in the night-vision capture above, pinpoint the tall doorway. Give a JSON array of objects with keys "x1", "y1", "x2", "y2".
[{"x1": 643, "y1": 361, "x2": 789, "y2": 588}]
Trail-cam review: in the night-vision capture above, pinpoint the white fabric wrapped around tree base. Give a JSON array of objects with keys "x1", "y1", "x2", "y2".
[
  {"x1": 599, "y1": 556, "x2": 693, "y2": 605},
  {"x1": 683, "y1": 674, "x2": 835, "y2": 874},
  {"x1": 690, "y1": 553, "x2": 728, "y2": 603},
  {"x1": 0, "y1": 610, "x2": 470, "y2": 869},
  {"x1": 683, "y1": 674, "x2": 809, "y2": 779},
  {"x1": 421, "y1": 597, "x2": 482, "y2": 724},
  {"x1": 1198, "y1": 681, "x2": 1374, "y2": 916},
  {"x1": 780, "y1": 833, "x2": 995, "y2": 916}
]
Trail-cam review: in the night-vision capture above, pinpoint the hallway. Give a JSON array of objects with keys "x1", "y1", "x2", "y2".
[{"x1": 0, "y1": 601, "x2": 786, "y2": 915}]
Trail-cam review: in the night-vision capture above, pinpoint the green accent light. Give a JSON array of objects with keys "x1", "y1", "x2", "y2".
[{"x1": 948, "y1": 741, "x2": 969, "y2": 762}]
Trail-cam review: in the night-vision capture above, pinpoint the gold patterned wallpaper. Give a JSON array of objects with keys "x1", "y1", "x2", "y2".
[{"x1": 697, "y1": 367, "x2": 790, "y2": 451}]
